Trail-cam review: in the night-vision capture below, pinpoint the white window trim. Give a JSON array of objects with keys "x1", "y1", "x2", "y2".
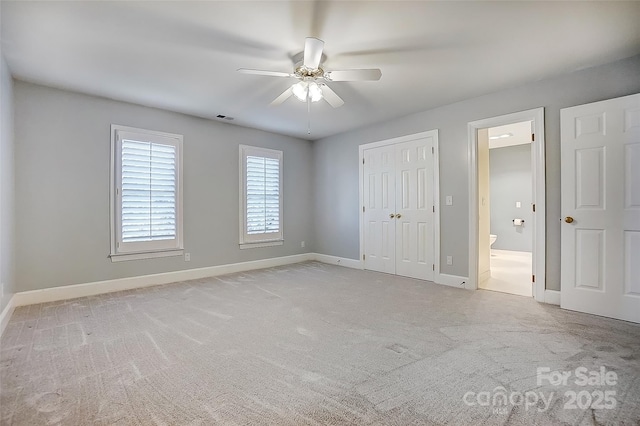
[
  {"x1": 110, "y1": 124, "x2": 184, "y2": 262},
  {"x1": 239, "y1": 145, "x2": 284, "y2": 249}
]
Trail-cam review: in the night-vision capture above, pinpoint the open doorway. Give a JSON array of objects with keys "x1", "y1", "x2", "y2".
[
  {"x1": 468, "y1": 108, "x2": 546, "y2": 302},
  {"x1": 477, "y1": 122, "x2": 533, "y2": 297}
]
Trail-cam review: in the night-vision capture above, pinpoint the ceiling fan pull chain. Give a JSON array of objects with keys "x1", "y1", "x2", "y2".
[{"x1": 307, "y1": 95, "x2": 311, "y2": 135}]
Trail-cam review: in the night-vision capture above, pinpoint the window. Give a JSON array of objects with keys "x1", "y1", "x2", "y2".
[
  {"x1": 110, "y1": 125, "x2": 183, "y2": 261},
  {"x1": 239, "y1": 145, "x2": 283, "y2": 248}
]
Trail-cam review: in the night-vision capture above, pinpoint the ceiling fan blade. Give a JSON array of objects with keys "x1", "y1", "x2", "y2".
[
  {"x1": 324, "y1": 69, "x2": 382, "y2": 81},
  {"x1": 237, "y1": 68, "x2": 293, "y2": 78},
  {"x1": 270, "y1": 87, "x2": 293, "y2": 106},
  {"x1": 320, "y1": 84, "x2": 344, "y2": 108},
  {"x1": 303, "y1": 37, "x2": 324, "y2": 69}
]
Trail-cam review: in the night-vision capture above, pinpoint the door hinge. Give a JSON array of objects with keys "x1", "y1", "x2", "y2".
[
  {"x1": 363, "y1": 254, "x2": 365, "y2": 261},
  {"x1": 532, "y1": 274, "x2": 535, "y2": 283},
  {"x1": 363, "y1": 206, "x2": 365, "y2": 213},
  {"x1": 531, "y1": 133, "x2": 535, "y2": 142},
  {"x1": 362, "y1": 158, "x2": 365, "y2": 165},
  {"x1": 431, "y1": 147, "x2": 434, "y2": 154},
  {"x1": 432, "y1": 264, "x2": 435, "y2": 271},
  {"x1": 433, "y1": 206, "x2": 435, "y2": 213},
  {"x1": 532, "y1": 203, "x2": 536, "y2": 212}
]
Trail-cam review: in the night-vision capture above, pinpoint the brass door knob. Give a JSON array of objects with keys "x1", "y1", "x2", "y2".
[
  {"x1": 389, "y1": 214, "x2": 395, "y2": 219},
  {"x1": 565, "y1": 216, "x2": 574, "y2": 223},
  {"x1": 396, "y1": 214, "x2": 402, "y2": 219}
]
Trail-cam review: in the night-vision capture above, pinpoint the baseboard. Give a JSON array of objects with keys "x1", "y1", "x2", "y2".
[
  {"x1": 12, "y1": 253, "x2": 314, "y2": 308},
  {"x1": 1, "y1": 253, "x2": 465, "y2": 336},
  {"x1": 312, "y1": 253, "x2": 363, "y2": 270},
  {"x1": 0, "y1": 295, "x2": 16, "y2": 336},
  {"x1": 544, "y1": 289, "x2": 560, "y2": 305},
  {"x1": 435, "y1": 273, "x2": 469, "y2": 289}
]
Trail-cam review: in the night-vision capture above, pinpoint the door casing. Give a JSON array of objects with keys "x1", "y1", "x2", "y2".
[{"x1": 468, "y1": 108, "x2": 546, "y2": 300}]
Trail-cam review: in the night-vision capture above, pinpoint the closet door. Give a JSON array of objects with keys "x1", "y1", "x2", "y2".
[
  {"x1": 395, "y1": 139, "x2": 435, "y2": 281},
  {"x1": 362, "y1": 136, "x2": 435, "y2": 281},
  {"x1": 363, "y1": 144, "x2": 396, "y2": 274}
]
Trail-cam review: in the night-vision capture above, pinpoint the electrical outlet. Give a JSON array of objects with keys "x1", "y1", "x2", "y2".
[
  {"x1": 446, "y1": 256, "x2": 453, "y2": 265},
  {"x1": 446, "y1": 196, "x2": 453, "y2": 206},
  {"x1": 184, "y1": 253, "x2": 191, "y2": 262},
  {"x1": 301, "y1": 241, "x2": 305, "y2": 248}
]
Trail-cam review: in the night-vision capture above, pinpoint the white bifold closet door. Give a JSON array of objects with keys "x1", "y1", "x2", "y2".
[
  {"x1": 363, "y1": 137, "x2": 435, "y2": 281},
  {"x1": 560, "y1": 93, "x2": 640, "y2": 323}
]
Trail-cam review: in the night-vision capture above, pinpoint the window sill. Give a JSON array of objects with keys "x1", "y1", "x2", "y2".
[
  {"x1": 110, "y1": 249, "x2": 184, "y2": 262},
  {"x1": 239, "y1": 240, "x2": 284, "y2": 250}
]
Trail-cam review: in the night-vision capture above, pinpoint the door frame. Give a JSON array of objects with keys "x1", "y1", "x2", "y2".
[
  {"x1": 467, "y1": 108, "x2": 546, "y2": 301},
  {"x1": 358, "y1": 130, "x2": 440, "y2": 279}
]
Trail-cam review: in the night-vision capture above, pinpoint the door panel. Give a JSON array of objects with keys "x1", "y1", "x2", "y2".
[
  {"x1": 363, "y1": 145, "x2": 396, "y2": 274},
  {"x1": 574, "y1": 229, "x2": 604, "y2": 290},
  {"x1": 394, "y1": 138, "x2": 435, "y2": 281},
  {"x1": 626, "y1": 144, "x2": 640, "y2": 208},
  {"x1": 624, "y1": 231, "x2": 640, "y2": 296},
  {"x1": 575, "y1": 148, "x2": 605, "y2": 209},
  {"x1": 561, "y1": 93, "x2": 640, "y2": 323}
]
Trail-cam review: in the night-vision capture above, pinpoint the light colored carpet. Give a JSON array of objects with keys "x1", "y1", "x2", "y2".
[{"x1": 1, "y1": 261, "x2": 639, "y2": 425}]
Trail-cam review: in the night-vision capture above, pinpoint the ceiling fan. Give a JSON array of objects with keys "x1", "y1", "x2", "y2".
[{"x1": 237, "y1": 37, "x2": 382, "y2": 108}]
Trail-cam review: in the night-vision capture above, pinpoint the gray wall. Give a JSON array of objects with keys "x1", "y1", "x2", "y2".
[
  {"x1": 14, "y1": 82, "x2": 314, "y2": 292},
  {"x1": 489, "y1": 144, "x2": 532, "y2": 252},
  {"x1": 1, "y1": 55, "x2": 15, "y2": 311},
  {"x1": 313, "y1": 54, "x2": 640, "y2": 291}
]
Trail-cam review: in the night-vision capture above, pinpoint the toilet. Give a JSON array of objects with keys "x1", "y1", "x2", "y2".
[{"x1": 489, "y1": 234, "x2": 497, "y2": 247}]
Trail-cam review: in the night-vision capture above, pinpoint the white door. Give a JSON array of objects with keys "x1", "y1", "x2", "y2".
[
  {"x1": 395, "y1": 139, "x2": 435, "y2": 280},
  {"x1": 363, "y1": 136, "x2": 435, "y2": 281},
  {"x1": 363, "y1": 144, "x2": 396, "y2": 274},
  {"x1": 560, "y1": 93, "x2": 640, "y2": 323}
]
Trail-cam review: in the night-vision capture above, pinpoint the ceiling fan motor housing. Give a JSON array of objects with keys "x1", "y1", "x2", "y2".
[{"x1": 294, "y1": 64, "x2": 325, "y2": 79}]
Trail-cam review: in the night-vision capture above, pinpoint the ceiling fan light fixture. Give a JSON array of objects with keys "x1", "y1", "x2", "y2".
[
  {"x1": 292, "y1": 81, "x2": 308, "y2": 101},
  {"x1": 308, "y1": 82, "x2": 323, "y2": 102},
  {"x1": 292, "y1": 81, "x2": 323, "y2": 103},
  {"x1": 238, "y1": 37, "x2": 379, "y2": 110}
]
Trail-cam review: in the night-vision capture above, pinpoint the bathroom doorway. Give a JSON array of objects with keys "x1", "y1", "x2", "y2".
[
  {"x1": 478, "y1": 121, "x2": 533, "y2": 296},
  {"x1": 468, "y1": 108, "x2": 546, "y2": 301}
]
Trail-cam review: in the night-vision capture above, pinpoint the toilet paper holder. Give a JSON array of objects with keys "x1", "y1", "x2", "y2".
[{"x1": 512, "y1": 219, "x2": 524, "y2": 226}]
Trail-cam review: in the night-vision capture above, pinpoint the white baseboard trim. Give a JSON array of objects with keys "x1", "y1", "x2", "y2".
[
  {"x1": 0, "y1": 295, "x2": 16, "y2": 336},
  {"x1": 0, "y1": 253, "x2": 468, "y2": 337},
  {"x1": 435, "y1": 273, "x2": 469, "y2": 289},
  {"x1": 313, "y1": 253, "x2": 363, "y2": 270},
  {"x1": 544, "y1": 289, "x2": 561, "y2": 306},
  {"x1": 12, "y1": 253, "x2": 314, "y2": 308}
]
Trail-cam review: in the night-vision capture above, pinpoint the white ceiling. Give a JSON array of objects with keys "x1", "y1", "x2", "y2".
[{"x1": 2, "y1": 1, "x2": 640, "y2": 140}]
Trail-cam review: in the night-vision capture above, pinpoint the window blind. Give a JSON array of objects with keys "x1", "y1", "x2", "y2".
[
  {"x1": 121, "y1": 140, "x2": 176, "y2": 242},
  {"x1": 246, "y1": 155, "x2": 280, "y2": 235}
]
